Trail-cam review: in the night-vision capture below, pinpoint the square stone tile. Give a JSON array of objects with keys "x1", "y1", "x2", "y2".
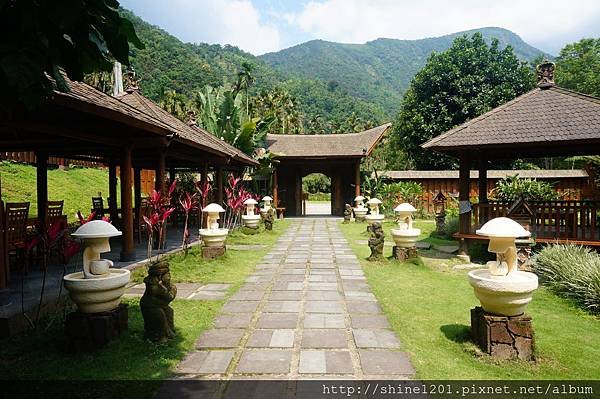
[
  {"x1": 344, "y1": 291, "x2": 376, "y2": 301},
  {"x1": 350, "y1": 315, "x2": 390, "y2": 329},
  {"x1": 177, "y1": 350, "x2": 233, "y2": 374},
  {"x1": 263, "y1": 301, "x2": 301, "y2": 313},
  {"x1": 346, "y1": 301, "x2": 382, "y2": 314},
  {"x1": 307, "y1": 282, "x2": 338, "y2": 291},
  {"x1": 247, "y1": 329, "x2": 295, "y2": 348},
  {"x1": 189, "y1": 291, "x2": 227, "y2": 300},
  {"x1": 177, "y1": 282, "x2": 202, "y2": 291},
  {"x1": 308, "y1": 275, "x2": 338, "y2": 282},
  {"x1": 269, "y1": 290, "x2": 302, "y2": 301},
  {"x1": 239, "y1": 283, "x2": 268, "y2": 292},
  {"x1": 305, "y1": 301, "x2": 345, "y2": 314},
  {"x1": 281, "y1": 268, "x2": 306, "y2": 275},
  {"x1": 229, "y1": 290, "x2": 264, "y2": 301},
  {"x1": 353, "y1": 329, "x2": 400, "y2": 348},
  {"x1": 298, "y1": 350, "x2": 325, "y2": 373},
  {"x1": 274, "y1": 275, "x2": 305, "y2": 282},
  {"x1": 303, "y1": 313, "x2": 345, "y2": 329},
  {"x1": 272, "y1": 282, "x2": 304, "y2": 291},
  {"x1": 214, "y1": 314, "x2": 253, "y2": 328},
  {"x1": 236, "y1": 350, "x2": 293, "y2": 374},
  {"x1": 256, "y1": 313, "x2": 299, "y2": 329},
  {"x1": 222, "y1": 301, "x2": 260, "y2": 313},
  {"x1": 301, "y1": 329, "x2": 348, "y2": 349},
  {"x1": 359, "y1": 350, "x2": 415, "y2": 375},
  {"x1": 306, "y1": 291, "x2": 342, "y2": 301},
  {"x1": 176, "y1": 290, "x2": 197, "y2": 299},
  {"x1": 196, "y1": 329, "x2": 244, "y2": 348}
]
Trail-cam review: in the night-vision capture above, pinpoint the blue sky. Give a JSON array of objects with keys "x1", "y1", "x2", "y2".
[{"x1": 120, "y1": 0, "x2": 600, "y2": 55}]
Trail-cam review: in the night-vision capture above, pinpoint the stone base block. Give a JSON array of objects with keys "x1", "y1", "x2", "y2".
[
  {"x1": 241, "y1": 226, "x2": 260, "y2": 235},
  {"x1": 470, "y1": 306, "x2": 535, "y2": 361},
  {"x1": 64, "y1": 304, "x2": 128, "y2": 353},
  {"x1": 355, "y1": 216, "x2": 365, "y2": 223},
  {"x1": 202, "y1": 245, "x2": 226, "y2": 259},
  {"x1": 393, "y1": 246, "x2": 418, "y2": 261}
]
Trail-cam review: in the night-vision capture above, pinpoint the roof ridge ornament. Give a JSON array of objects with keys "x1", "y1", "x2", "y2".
[
  {"x1": 186, "y1": 110, "x2": 198, "y2": 127},
  {"x1": 536, "y1": 60, "x2": 555, "y2": 89},
  {"x1": 124, "y1": 68, "x2": 141, "y2": 93}
]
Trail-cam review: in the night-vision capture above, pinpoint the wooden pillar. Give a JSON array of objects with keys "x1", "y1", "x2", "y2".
[
  {"x1": 201, "y1": 162, "x2": 208, "y2": 185},
  {"x1": 458, "y1": 154, "x2": 471, "y2": 255},
  {"x1": 0, "y1": 178, "x2": 7, "y2": 291},
  {"x1": 169, "y1": 167, "x2": 176, "y2": 184},
  {"x1": 355, "y1": 160, "x2": 361, "y2": 196},
  {"x1": 120, "y1": 146, "x2": 135, "y2": 261},
  {"x1": 478, "y1": 157, "x2": 488, "y2": 226},
  {"x1": 35, "y1": 151, "x2": 48, "y2": 233},
  {"x1": 108, "y1": 161, "x2": 118, "y2": 224},
  {"x1": 273, "y1": 168, "x2": 279, "y2": 208},
  {"x1": 134, "y1": 167, "x2": 142, "y2": 241},
  {"x1": 296, "y1": 171, "x2": 302, "y2": 216},
  {"x1": 155, "y1": 149, "x2": 166, "y2": 195},
  {"x1": 216, "y1": 167, "x2": 224, "y2": 205}
]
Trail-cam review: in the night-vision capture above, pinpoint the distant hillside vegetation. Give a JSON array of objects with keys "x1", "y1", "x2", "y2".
[{"x1": 260, "y1": 27, "x2": 548, "y2": 116}]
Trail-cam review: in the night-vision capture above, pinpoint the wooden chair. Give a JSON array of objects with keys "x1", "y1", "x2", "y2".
[
  {"x1": 5, "y1": 202, "x2": 30, "y2": 272},
  {"x1": 91, "y1": 197, "x2": 104, "y2": 219},
  {"x1": 46, "y1": 200, "x2": 64, "y2": 227}
]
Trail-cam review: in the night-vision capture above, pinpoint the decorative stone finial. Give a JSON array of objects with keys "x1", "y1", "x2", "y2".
[
  {"x1": 536, "y1": 60, "x2": 555, "y2": 89},
  {"x1": 124, "y1": 68, "x2": 141, "y2": 93},
  {"x1": 186, "y1": 110, "x2": 198, "y2": 127}
]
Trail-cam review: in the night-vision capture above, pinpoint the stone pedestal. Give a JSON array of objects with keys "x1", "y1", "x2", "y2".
[
  {"x1": 64, "y1": 304, "x2": 128, "y2": 353},
  {"x1": 355, "y1": 215, "x2": 365, "y2": 223},
  {"x1": 202, "y1": 245, "x2": 226, "y2": 259},
  {"x1": 393, "y1": 246, "x2": 418, "y2": 261},
  {"x1": 470, "y1": 306, "x2": 534, "y2": 361},
  {"x1": 435, "y1": 213, "x2": 446, "y2": 234}
]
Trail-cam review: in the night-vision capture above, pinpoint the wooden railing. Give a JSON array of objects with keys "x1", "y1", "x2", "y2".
[{"x1": 471, "y1": 200, "x2": 600, "y2": 242}]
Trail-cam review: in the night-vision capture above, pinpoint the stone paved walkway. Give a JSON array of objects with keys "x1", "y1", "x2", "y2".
[{"x1": 175, "y1": 218, "x2": 415, "y2": 379}]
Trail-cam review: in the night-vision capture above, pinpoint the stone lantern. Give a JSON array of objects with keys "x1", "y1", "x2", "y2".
[
  {"x1": 390, "y1": 203, "x2": 421, "y2": 260},
  {"x1": 353, "y1": 195, "x2": 368, "y2": 222},
  {"x1": 63, "y1": 220, "x2": 130, "y2": 351},
  {"x1": 468, "y1": 217, "x2": 538, "y2": 361},
  {"x1": 365, "y1": 197, "x2": 384, "y2": 225},
  {"x1": 242, "y1": 198, "x2": 260, "y2": 230},
  {"x1": 432, "y1": 191, "x2": 447, "y2": 234},
  {"x1": 199, "y1": 203, "x2": 228, "y2": 258},
  {"x1": 261, "y1": 195, "x2": 273, "y2": 218}
]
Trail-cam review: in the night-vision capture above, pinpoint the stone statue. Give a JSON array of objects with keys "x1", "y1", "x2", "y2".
[
  {"x1": 140, "y1": 261, "x2": 177, "y2": 342},
  {"x1": 264, "y1": 207, "x2": 275, "y2": 231},
  {"x1": 367, "y1": 222, "x2": 385, "y2": 261},
  {"x1": 343, "y1": 204, "x2": 352, "y2": 223}
]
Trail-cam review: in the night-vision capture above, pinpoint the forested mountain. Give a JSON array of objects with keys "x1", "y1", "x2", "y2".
[
  {"x1": 260, "y1": 27, "x2": 548, "y2": 116},
  {"x1": 122, "y1": 9, "x2": 547, "y2": 129}
]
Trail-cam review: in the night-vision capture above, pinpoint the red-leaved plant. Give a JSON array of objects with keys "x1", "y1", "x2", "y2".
[
  {"x1": 195, "y1": 181, "x2": 212, "y2": 228},
  {"x1": 223, "y1": 174, "x2": 258, "y2": 230},
  {"x1": 179, "y1": 191, "x2": 198, "y2": 254},
  {"x1": 143, "y1": 188, "x2": 176, "y2": 262}
]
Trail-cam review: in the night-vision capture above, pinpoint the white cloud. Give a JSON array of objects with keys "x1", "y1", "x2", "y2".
[
  {"x1": 292, "y1": 0, "x2": 600, "y2": 52},
  {"x1": 125, "y1": 0, "x2": 281, "y2": 55}
]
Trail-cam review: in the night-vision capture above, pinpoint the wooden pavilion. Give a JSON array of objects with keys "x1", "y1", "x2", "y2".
[
  {"x1": 266, "y1": 123, "x2": 390, "y2": 216},
  {"x1": 0, "y1": 76, "x2": 257, "y2": 293},
  {"x1": 422, "y1": 63, "x2": 600, "y2": 247}
]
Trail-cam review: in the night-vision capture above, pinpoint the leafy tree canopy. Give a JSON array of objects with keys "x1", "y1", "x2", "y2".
[
  {"x1": 390, "y1": 33, "x2": 535, "y2": 169},
  {"x1": 556, "y1": 38, "x2": 600, "y2": 97},
  {"x1": 0, "y1": 0, "x2": 143, "y2": 111}
]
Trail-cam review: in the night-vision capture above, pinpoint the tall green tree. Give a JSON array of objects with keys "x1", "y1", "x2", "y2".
[
  {"x1": 556, "y1": 38, "x2": 600, "y2": 97},
  {"x1": 252, "y1": 87, "x2": 303, "y2": 134},
  {"x1": 390, "y1": 33, "x2": 535, "y2": 169},
  {"x1": 0, "y1": 0, "x2": 143, "y2": 112}
]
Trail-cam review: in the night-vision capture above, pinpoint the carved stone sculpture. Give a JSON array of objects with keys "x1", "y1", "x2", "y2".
[
  {"x1": 367, "y1": 222, "x2": 385, "y2": 261},
  {"x1": 140, "y1": 261, "x2": 177, "y2": 342},
  {"x1": 343, "y1": 204, "x2": 352, "y2": 223},
  {"x1": 264, "y1": 207, "x2": 275, "y2": 231}
]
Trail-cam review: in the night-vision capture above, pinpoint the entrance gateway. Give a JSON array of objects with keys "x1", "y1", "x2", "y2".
[{"x1": 265, "y1": 123, "x2": 390, "y2": 216}]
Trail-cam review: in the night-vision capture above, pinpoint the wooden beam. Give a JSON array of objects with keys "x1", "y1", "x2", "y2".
[
  {"x1": 108, "y1": 161, "x2": 118, "y2": 224},
  {"x1": 120, "y1": 146, "x2": 135, "y2": 261},
  {"x1": 35, "y1": 151, "x2": 48, "y2": 233},
  {"x1": 478, "y1": 156, "x2": 488, "y2": 226}
]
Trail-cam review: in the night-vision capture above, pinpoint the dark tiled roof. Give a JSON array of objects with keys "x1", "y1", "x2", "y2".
[
  {"x1": 422, "y1": 86, "x2": 600, "y2": 151},
  {"x1": 266, "y1": 123, "x2": 390, "y2": 158},
  {"x1": 379, "y1": 169, "x2": 589, "y2": 180},
  {"x1": 115, "y1": 90, "x2": 257, "y2": 166}
]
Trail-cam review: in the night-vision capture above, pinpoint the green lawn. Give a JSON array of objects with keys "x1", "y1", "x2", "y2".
[
  {"x1": 0, "y1": 219, "x2": 290, "y2": 392},
  {"x1": 0, "y1": 161, "x2": 117, "y2": 218},
  {"x1": 340, "y1": 219, "x2": 600, "y2": 379}
]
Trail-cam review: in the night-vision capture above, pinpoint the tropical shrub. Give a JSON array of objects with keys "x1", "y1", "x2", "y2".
[
  {"x1": 444, "y1": 216, "x2": 459, "y2": 237},
  {"x1": 379, "y1": 181, "x2": 424, "y2": 215},
  {"x1": 302, "y1": 173, "x2": 331, "y2": 194},
  {"x1": 490, "y1": 174, "x2": 560, "y2": 202},
  {"x1": 534, "y1": 244, "x2": 600, "y2": 312}
]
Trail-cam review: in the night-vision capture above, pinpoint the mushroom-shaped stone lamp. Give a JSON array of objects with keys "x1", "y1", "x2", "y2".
[
  {"x1": 244, "y1": 198, "x2": 258, "y2": 216},
  {"x1": 468, "y1": 217, "x2": 538, "y2": 316},
  {"x1": 354, "y1": 195, "x2": 365, "y2": 208},
  {"x1": 367, "y1": 198, "x2": 382, "y2": 215},
  {"x1": 262, "y1": 196, "x2": 273, "y2": 209},
  {"x1": 394, "y1": 203, "x2": 417, "y2": 230},
  {"x1": 242, "y1": 198, "x2": 261, "y2": 229},
  {"x1": 202, "y1": 203, "x2": 225, "y2": 230},
  {"x1": 64, "y1": 220, "x2": 130, "y2": 313}
]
